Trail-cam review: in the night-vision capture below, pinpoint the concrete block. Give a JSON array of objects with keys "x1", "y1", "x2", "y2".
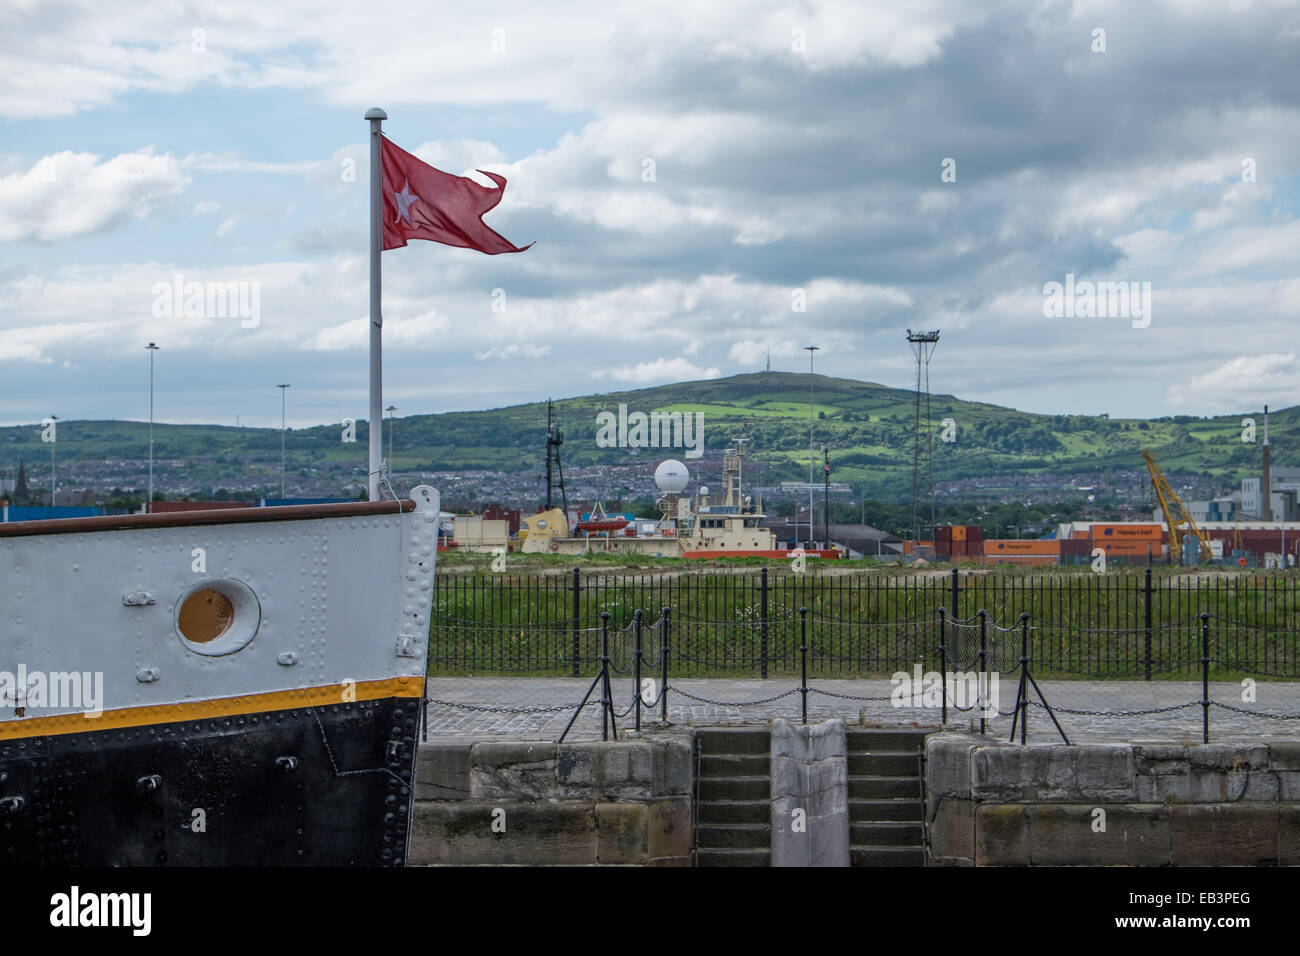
[
  {"x1": 555, "y1": 746, "x2": 594, "y2": 790},
  {"x1": 415, "y1": 741, "x2": 472, "y2": 801},
  {"x1": 1136, "y1": 772, "x2": 1189, "y2": 804},
  {"x1": 772, "y1": 717, "x2": 846, "y2": 761},
  {"x1": 1023, "y1": 805, "x2": 1171, "y2": 866},
  {"x1": 770, "y1": 718, "x2": 850, "y2": 867},
  {"x1": 592, "y1": 743, "x2": 653, "y2": 787},
  {"x1": 1278, "y1": 772, "x2": 1300, "y2": 801},
  {"x1": 1134, "y1": 743, "x2": 1189, "y2": 776},
  {"x1": 974, "y1": 804, "x2": 1031, "y2": 865},
  {"x1": 1269, "y1": 742, "x2": 1300, "y2": 772},
  {"x1": 1243, "y1": 771, "x2": 1280, "y2": 801},
  {"x1": 772, "y1": 758, "x2": 848, "y2": 802},
  {"x1": 1278, "y1": 805, "x2": 1300, "y2": 865},
  {"x1": 1186, "y1": 744, "x2": 1269, "y2": 772},
  {"x1": 410, "y1": 801, "x2": 596, "y2": 866},
  {"x1": 469, "y1": 741, "x2": 560, "y2": 799},
  {"x1": 1170, "y1": 804, "x2": 1278, "y2": 865},
  {"x1": 972, "y1": 745, "x2": 1134, "y2": 802},
  {"x1": 596, "y1": 803, "x2": 649, "y2": 864},
  {"x1": 1183, "y1": 768, "x2": 1261, "y2": 802},
  {"x1": 472, "y1": 741, "x2": 557, "y2": 767},
  {"x1": 928, "y1": 796, "x2": 975, "y2": 865},
  {"x1": 648, "y1": 796, "x2": 692, "y2": 862},
  {"x1": 651, "y1": 739, "x2": 693, "y2": 796},
  {"x1": 924, "y1": 733, "x2": 987, "y2": 798},
  {"x1": 1049, "y1": 745, "x2": 1134, "y2": 800}
]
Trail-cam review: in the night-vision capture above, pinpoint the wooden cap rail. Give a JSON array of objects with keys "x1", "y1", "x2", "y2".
[{"x1": 0, "y1": 499, "x2": 417, "y2": 538}]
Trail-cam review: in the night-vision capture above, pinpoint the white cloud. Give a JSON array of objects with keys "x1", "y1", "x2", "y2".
[
  {"x1": 183, "y1": 152, "x2": 319, "y2": 174},
  {"x1": 0, "y1": 149, "x2": 186, "y2": 241},
  {"x1": 593, "y1": 357, "x2": 722, "y2": 384},
  {"x1": 1166, "y1": 353, "x2": 1300, "y2": 411},
  {"x1": 475, "y1": 343, "x2": 552, "y2": 360}
]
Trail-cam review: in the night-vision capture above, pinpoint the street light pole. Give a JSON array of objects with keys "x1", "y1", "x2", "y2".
[
  {"x1": 803, "y1": 345, "x2": 820, "y2": 547},
  {"x1": 49, "y1": 414, "x2": 57, "y2": 505},
  {"x1": 278, "y1": 384, "x2": 290, "y2": 499},
  {"x1": 146, "y1": 343, "x2": 159, "y2": 513},
  {"x1": 386, "y1": 404, "x2": 397, "y2": 482}
]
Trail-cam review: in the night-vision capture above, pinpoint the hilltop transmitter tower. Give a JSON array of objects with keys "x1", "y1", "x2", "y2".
[{"x1": 907, "y1": 329, "x2": 940, "y2": 546}]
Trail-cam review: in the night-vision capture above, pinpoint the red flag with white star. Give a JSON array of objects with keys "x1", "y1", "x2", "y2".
[{"x1": 379, "y1": 136, "x2": 531, "y2": 254}]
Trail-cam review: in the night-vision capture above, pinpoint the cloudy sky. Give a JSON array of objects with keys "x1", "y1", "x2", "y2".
[{"x1": 2, "y1": 0, "x2": 1298, "y2": 429}]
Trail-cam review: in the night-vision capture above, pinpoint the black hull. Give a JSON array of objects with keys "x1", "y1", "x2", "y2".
[{"x1": 0, "y1": 696, "x2": 422, "y2": 867}]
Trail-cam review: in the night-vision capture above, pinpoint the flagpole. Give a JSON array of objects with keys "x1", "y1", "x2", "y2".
[{"x1": 365, "y1": 107, "x2": 387, "y2": 502}]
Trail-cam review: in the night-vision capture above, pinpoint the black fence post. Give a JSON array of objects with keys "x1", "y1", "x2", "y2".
[
  {"x1": 634, "y1": 609, "x2": 644, "y2": 733},
  {"x1": 951, "y1": 566, "x2": 959, "y2": 622},
  {"x1": 599, "y1": 612, "x2": 611, "y2": 741},
  {"x1": 799, "y1": 606, "x2": 809, "y2": 725},
  {"x1": 660, "y1": 606, "x2": 671, "y2": 724},
  {"x1": 1144, "y1": 566, "x2": 1153, "y2": 681},
  {"x1": 1018, "y1": 612, "x2": 1029, "y2": 745},
  {"x1": 938, "y1": 606, "x2": 948, "y2": 725},
  {"x1": 1200, "y1": 611, "x2": 1211, "y2": 744},
  {"x1": 978, "y1": 609, "x2": 988, "y2": 737},
  {"x1": 760, "y1": 566, "x2": 769, "y2": 679},
  {"x1": 572, "y1": 566, "x2": 581, "y2": 677}
]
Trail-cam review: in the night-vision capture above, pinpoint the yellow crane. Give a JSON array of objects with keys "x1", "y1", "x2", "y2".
[{"x1": 1142, "y1": 449, "x2": 1212, "y2": 562}]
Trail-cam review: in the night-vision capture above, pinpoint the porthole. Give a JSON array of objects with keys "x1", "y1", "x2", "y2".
[
  {"x1": 178, "y1": 589, "x2": 233, "y2": 643},
  {"x1": 174, "y1": 578, "x2": 261, "y2": 656}
]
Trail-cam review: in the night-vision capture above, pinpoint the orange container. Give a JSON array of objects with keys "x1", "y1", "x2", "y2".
[
  {"x1": 952, "y1": 526, "x2": 967, "y2": 541},
  {"x1": 1096, "y1": 540, "x2": 1158, "y2": 556},
  {"x1": 1091, "y1": 523, "x2": 1162, "y2": 542},
  {"x1": 983, "y1": 539, "x2": 1061, "y2": 556},
  {"x1": 979, "y1": 554, "x2": 1058, "y2": 567}
]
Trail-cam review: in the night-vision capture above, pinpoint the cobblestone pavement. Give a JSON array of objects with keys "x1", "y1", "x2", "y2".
[{"x1": 422, "y1": 677, "x2": 1300, "y2": 742}]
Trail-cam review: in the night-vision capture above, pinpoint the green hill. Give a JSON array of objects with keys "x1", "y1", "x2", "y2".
[{"x1": 0, "y1": 372, "x2": 1282, "y2": 503}]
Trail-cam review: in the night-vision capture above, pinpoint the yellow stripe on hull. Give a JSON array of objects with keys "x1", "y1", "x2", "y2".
[{"x1": 0, "y1": 676, "x2": 426, "y2": 741}]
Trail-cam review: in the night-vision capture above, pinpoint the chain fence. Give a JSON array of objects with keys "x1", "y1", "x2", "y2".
[{"x1": 422, "y1": 598, "x2": 1300, "y2": 744}]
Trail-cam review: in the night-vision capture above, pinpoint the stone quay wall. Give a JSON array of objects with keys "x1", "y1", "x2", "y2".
[
  {"x1": 411, "y1": 738, "x2": 694, "y2": 866},
  {"x1": 926, "y1": 733, "x2": 1300, "y2": 866}
]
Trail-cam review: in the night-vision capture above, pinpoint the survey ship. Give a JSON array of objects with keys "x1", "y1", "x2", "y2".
[
  {"x1": 0, "y1": 488, "x2": 439, "y2": 866},
  {"x1": 520, "y1": 443, "x2": 839, "y2": 559}
]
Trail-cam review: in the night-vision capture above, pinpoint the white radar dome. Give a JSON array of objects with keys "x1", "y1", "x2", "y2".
[{"x1": 654, "y1": 459, "x2": 690, "y2": 494}]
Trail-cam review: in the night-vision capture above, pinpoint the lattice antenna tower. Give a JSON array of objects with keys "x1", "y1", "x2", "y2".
[
  {"x1": 545, "y1": 399, "x2": 569, "y2": 515},
  {"x1": 907, "y1": 329, "x2": 940, "y2": 545}
]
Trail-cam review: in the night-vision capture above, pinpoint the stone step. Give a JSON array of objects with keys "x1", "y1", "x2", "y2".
[
  {"x1": 851, "y1": 821, "x2": 923, "y2": 847},
  {"x1": 846, "y1": 729, "x2": 932, "y2": 752},
  {"x1": 699, "y1": 776, "x2": 770, "y2": 801},
  {"x1": 697, "y1": 847, "x2": 771, "y2": 867},
  {"x1": 848, "y1": 775, "x2": 920, "y2": 800},
  {"x1": 849, "y1": 798, "x2": 923, "y2": 822},
  {"x1": 698, "y1": 800, "x2": 769, "y2": 825},
  {"x1": 695, "y1": 729, "x2": 771, "y2": 755},
  {"x1": 697, "y1": 823, "x2": 770, "y2": 850},
  {"x1": 699, "y1": 754, "x2": 770, "y2": 778},
  {"x1": 851, "y1": 846, "x2": 925, "y2": 867},
  {"x1": 848, "y1": 752, "x2": 919, "y2": 776}
]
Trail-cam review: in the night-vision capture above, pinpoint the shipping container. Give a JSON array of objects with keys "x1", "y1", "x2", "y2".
[
  {"x1": 1096, "y1": 540, "x2": 1158, "y2": 557},
  {"x1": 967, "y1": 525, "x2": 983, "y2": 543},
  {"x1": 1091, "y1": 523, "x2": 1162, "y2": 542},
  {"x1": 983, "y1": 539, "x2": 1061, "y2": 556},
  {"x1": 952, "y1": 525, "x2": 967, "y2": 541},
  {"x1": 979, "y1": 554, "x2": 1058, "y2": 567}
]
